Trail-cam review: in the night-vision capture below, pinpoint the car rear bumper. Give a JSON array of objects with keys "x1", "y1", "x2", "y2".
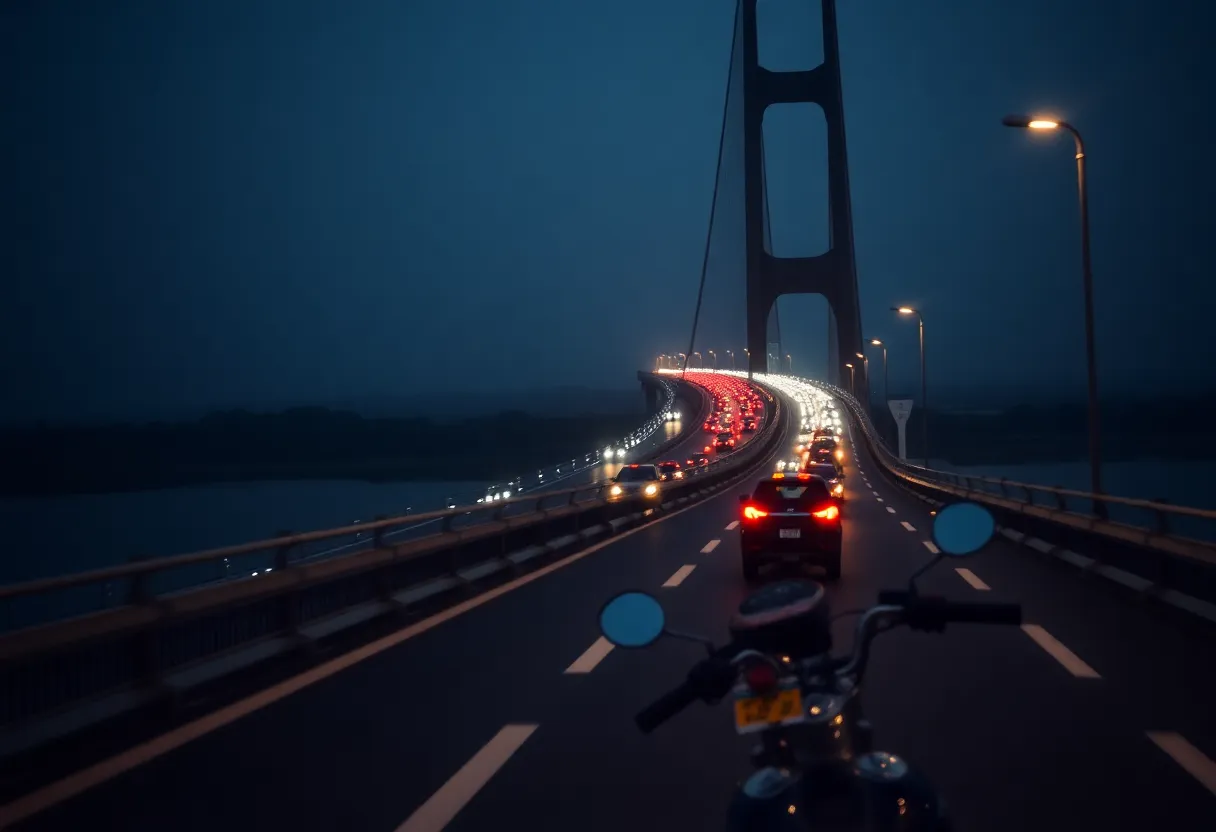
[{"x1": 741, "y1": 529, "x2": 841, "y2": 563}]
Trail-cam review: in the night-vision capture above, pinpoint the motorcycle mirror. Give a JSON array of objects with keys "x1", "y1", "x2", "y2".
[
  {"x1": 598, "y1": 591, "x2": 666, "y2": 649},
  {"x1": 932, "y1": 501, "x2": 996, "y2": 557}
]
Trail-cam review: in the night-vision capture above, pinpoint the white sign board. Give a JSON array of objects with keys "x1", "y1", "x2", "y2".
[{"x1": 888, "y1": 399, "x2": 914, "y2": 460}]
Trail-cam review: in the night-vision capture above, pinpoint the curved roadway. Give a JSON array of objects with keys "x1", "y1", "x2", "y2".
[{"x1": 6, "y1": 387, "x2": 1215, "y2": 831}]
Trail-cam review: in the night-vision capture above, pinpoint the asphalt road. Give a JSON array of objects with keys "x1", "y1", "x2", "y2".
[{"x1": 7, "y1": 394, "x2": 1214, "y2": 831}]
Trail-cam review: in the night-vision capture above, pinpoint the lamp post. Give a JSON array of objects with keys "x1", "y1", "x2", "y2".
[
  {"x1": 678, "y1": 352, "x2": 687, "y2": 370},
  {"x1": 1002, "y1": 113, "x2": 1103, "y2": 498},
  {"x1": 855, "y1": 353, "x2": 870, "y2": 398},
  {"x1": 726, "y1": 350, "x2": 735, "y2": 370},
  {"x1": 692, "y1": 351, "x2": 702, "y2": 368},
  {"x1": 786, "y1": 354, "x2": 793, "y2": 374},
  {"x1": 892, "y1": 306, "x2": 927, "y2": 467},
  {"x1": 869, "y1": 339, "x2": 889, "y2": 403},
  {"x1": 708, "y1": 350, "x2": 717, "y2": 370},
  {"x1": 844, "y1": 362, "x2": 855, "y2": 396}
]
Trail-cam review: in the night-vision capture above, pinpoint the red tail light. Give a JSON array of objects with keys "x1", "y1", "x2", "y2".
[
  {"x1": 812, "y1": 505, "x2": 840, "y2": 522},
  {"x1": 743, "y1": 505, "x2": 768, "y2": 520},
  {"x1": 744, "y1": 663, "x2": 778, "y2": 694}
]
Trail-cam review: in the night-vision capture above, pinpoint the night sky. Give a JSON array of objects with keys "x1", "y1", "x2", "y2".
[{"x1": 3, "y1": 0, "x2": 1211, "y2": 424}]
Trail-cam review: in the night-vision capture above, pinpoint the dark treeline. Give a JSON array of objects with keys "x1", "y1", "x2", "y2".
[
  {"x1": 871, "y1": 395, "x2": 1216, "y2": 465},
  {"x1": 1, "y1": 407, "x2": 646, "y2": 497}
]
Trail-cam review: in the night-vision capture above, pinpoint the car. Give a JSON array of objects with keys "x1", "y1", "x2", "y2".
[
  {"x1": 713, "y1": 431, "x2": 736, "y2": 452},
  {"x1": 657, "y1": 460, "x2": 684, "y2": 481},
  {"x1": 742, "y1": 416, "x2": 759, "y2": 432},
  {"x1": 737, "y1": 473, "x2": 842, "y2": 583},
  {"x1": 810, "y1": 436, "x2": 842, "y2": 468},
  {"x1": 686, "y1": 454, "x2": 711, "y2": 467},
  {"x1": 607, "y1": 464, "x2": 663, "y2": 502},
  {"x1": 802, "y1": 463, "x2": 845, "y2": 502}
]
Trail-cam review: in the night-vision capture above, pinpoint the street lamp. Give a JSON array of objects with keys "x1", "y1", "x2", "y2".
[
  {"x1": 892, "y1": 306, "x2": 928, "y2": 467},
  {"x1": 692, "y1": 351, "x2": 702, "y2": 368},
  {"x1": 844, "y1": 362, "x2": 855, "y2": 396},
  {"x1": 708, "y1": 349, "x2": 717, "y2": 370},
  {"x1": 786, "y1": 354, "x2": 793, "y2": 373},
  {"x1": 1002, "y1": 113, "x2": 1103, "y2": 498},
  {"x1": 677, "y1": 352, "x2": 688, "y2": 370},
  {"x1": 726, "y1": 349, "x2": 735, "y2": 369},
  {"x1": 869, "y1": 339, "x2": 889, "y2": 404}
]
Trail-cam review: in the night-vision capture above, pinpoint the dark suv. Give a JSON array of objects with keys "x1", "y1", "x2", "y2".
[{"x1": 737, "y1": 473, "x2": 842, "y2": 583}]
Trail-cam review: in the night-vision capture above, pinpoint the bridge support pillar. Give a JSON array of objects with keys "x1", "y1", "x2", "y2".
[{"x1": 739, "y1": 0, "x2": 867, "y2": 406}]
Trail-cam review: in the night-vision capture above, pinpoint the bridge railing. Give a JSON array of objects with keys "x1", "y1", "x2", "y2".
[
  {"x1": 0, "y1": 376, "x2": 783, "y2": 759},
  {"x1": 806, "y1": 377, "x2": 1216, "y2": 605}
]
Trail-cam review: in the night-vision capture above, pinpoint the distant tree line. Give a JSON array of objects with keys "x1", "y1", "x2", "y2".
[{"x1": 0, "y1": 407, "x2": 645, "y2": 497}]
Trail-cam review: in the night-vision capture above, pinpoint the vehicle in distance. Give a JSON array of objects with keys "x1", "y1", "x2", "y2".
[
  {"x1": 810, "y1": 437, "x2": 842, "y2": 468},
  {"x1": 738, "y1": 473, "x2": 842, "y2": 583},
  {"x1": 657, "y1": 461, "x2": 684, "y2": 481},
  {"x1": 686, "y1": 454, "x2": 711, "y2": 467},
  {"x1": 802, "y1": 463, "x2": 845, "y2": 502},
  {"x1": 742, "y1": 415, "x2": 759, "y2": 432},
  {"x1": 607, "y1": 464, "x2": 662, "y2": 502},
  {"x1": 713, "y1": 431, "x2": 736, "y2": 452}
]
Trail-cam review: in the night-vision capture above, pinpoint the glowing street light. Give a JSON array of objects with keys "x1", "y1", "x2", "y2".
[
  {"x1": 708, "y1": 349, "x2": 717, "y2": 370},
  {"x1": 1002, "y1": 113, "x2": 1103, "y2": 498},
  {"x1": 868, "y1": 339, "x2": 889, "y2": 405},
  {"x1": 843, "y1": 362, "x2": 855, "y2": 395},
  {"x1": 891, "y1": 306, "x2": 928, "y2": 467}
]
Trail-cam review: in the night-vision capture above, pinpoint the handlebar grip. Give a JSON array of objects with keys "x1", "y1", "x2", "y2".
[
  {"x1": 635, "y1": 683, "x2": 699, "y2": 734},
  {"x1": 944, "y1": 602, "x2": 1022, "y2": 626}
]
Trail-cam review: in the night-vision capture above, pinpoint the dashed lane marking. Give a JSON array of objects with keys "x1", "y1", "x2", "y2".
[
  {"x1": 1021, "y1": 624, "x2": 1101, "y2": 678},
  {"x1": 564, "y1": 638, "x2": 614, "y2": 674},
  {"x1": 725, "y1": 521, "x2": 739, "y2": 531},
  {"x1": 1146, "y1": 732, "x2": 1216, "y2": 796},
  {"x1": 955, "y1": 568, "x2": 990, "y2": 591},
  {"x1": 923, "y1": 541, "x2": 940, "y2": 554},
  {"x1": 663, "y1": 565, "x2": 696, "y2": 587},
  {"x1": 701, "y1": 539, "x2": 721, "y2": 554},
  {"x1": 901, "y1": 522, "x2": 916, "y2": 531}
]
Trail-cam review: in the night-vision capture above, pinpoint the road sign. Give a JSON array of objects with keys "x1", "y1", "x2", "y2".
[{"x1": 887, "y1": 399, "x2": 914, "y2": 460}]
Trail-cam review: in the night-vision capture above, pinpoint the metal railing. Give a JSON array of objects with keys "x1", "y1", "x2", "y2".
[
  {"x1": 807, "y1": 377, "x2": 1216, "y2": 600},
  {"x1": 0, "y1": 375, "x2": 784, "y2": 757}
]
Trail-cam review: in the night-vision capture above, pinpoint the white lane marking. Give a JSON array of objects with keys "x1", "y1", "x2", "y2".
[
  {"x1": 900, "y1": 521, "x2": 916, "y2": 532},
  {"x1": 871, "y1": 490, "x2": 879, "y2": 496},
  {"x1": 1146, "y1": 732, "x2": 1216, "y2": 796},
  {"x1": 876, "y1": 497, "x2": 884, "y2": 503},
  {"x1": 955, "y1": 568, "x2": 990, "y2": 591},
  {"x1": 922, "y1": 541, "x2": 940, "y2": 554},
  {"x1": 725, "y1": 521, "x2": 739, "y2": 531},
  {"x1": 701, "y1": 539, "x2": 721, "y2": 554},
  {"x1": 663, "y1": 565, "x2": 696, "y2": 587},
  {"x1": 0, "y1": 485, "x2": 725, "y2": 827},
  {"x1": 1021, "y1": 624, "x2": 1101, "y2": 678},
  {"x1": 396, "y1": 724, "x2": 538, "y2": 832},
  {"x1": 885, "y1": 507, "x2": 896, "y2": 514},
  {"x1": 564, "y1": 637, "x2": 614, "y2": 674}
]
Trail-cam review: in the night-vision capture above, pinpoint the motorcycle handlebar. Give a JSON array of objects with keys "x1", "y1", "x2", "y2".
[{"x1": 635, "y1": 682, "x2": 699, "y2": 734}]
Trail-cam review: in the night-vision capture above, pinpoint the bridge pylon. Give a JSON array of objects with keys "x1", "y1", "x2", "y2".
[{"x1": 740, "y1": 0, "x2": 867, "y2": 404}]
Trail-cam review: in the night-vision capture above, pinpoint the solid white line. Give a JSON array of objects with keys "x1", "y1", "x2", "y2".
[
  {"x1": 1146, "y1": 732, "x2": 1216, "y2": 796},
  {"x1": 955, "y1": 568, "x2": 990, "y2": 591},
  {"x1": 725, "y1": 521, "x2": 739, "y2": 531},
  {"x1": 0, "y1": 485, "x2": 725, "y2": 828},
  {"x1": 885, "y1": 506, "x2": 896, "y2": 514},
  {"x1": 663, "y1": 565, "x2": 696, "y2": 587},
  {"x1": 396, "y1": 724, "x2": 538, "y2": 832},
  {"x1": 564, "y1": 637, "x2": 614, "y2": 674},
  {"x1": 922, "y1": 541, "x2": 940, "y2": 554},
  {"x1": 1021, "y1": 624, "x2": 1101, "y2": 678},
  {"x1": 701, "y1": 539, "x2": 721, "y2": 554},
  {"x1": 901, "y1": 521, "x2": 916, "y2": 532}
]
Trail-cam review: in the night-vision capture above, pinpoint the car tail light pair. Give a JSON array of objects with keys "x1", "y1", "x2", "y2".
[{"x1": 740, "y1": 503, "x2": 838, "y2": 522}]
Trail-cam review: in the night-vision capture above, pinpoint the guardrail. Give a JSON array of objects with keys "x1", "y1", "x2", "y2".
[
  {"x1": 0, "y1": 375, "x2": 784, "y2": 759},
  {"x1": 804, "y1": 377, "x2": 1216, "y2": 607}
]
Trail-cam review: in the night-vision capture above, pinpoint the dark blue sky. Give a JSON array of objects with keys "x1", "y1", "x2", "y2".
[{"x1": 2, "y1": 0, "x2": 1211, "y2": 423}]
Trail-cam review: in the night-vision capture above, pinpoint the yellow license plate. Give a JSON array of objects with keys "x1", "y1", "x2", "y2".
[{"x1": 733, "y1": 687, "x2": 805, "y2": 733}]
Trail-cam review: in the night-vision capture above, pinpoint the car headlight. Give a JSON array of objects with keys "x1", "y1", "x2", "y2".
[
  {"x1": 616, "y1": 449, "x2": 625, "y2": 457},
  {"x1": 833, "y1": 484, "x2": 843, "y2": 495},
  {"x1": 610, "y1": 485, "x2": 623, "y2": 496},
  {"x1": 674, "y1": 471, "x2": 683, "y2": 479},
  {"x1": 604, "y1": 449, "x2": 613, "y2": 460},
  {"x1": 835, "y1": 449, "x2": 844, "y2": 461},
  {"x1": 644, "y1": 484, "x2": 658, "y2": 496}
]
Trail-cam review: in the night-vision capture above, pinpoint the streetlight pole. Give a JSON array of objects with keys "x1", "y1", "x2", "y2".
[
  {"x1": 844, "y1": 363, "x2": 855, "y2": 397},
  {"x1": 855, "y1": 353, "x2": 870, "y2": 399},
  {"x1": 692, "y1": 351, "x2": 702, "y2": 368},
  {"x1": 869, "y1": 339, "x2": 889, "y2": 403},
  {"x1": 786, "y1": 354, "x2": 793, "y2": 374},
  {"x1": 726, "y1": 350, "x2": 735, "y2": 370},
  {"x1": 892, "y1": 306, "x2": 928, "y2": 467},
  {"x1": 678, "y1": 352, "x2": 688, "y2": 371},
  {"x1": 708, "y1": 350, "x2": 717, "y2": 370},
  {"x1": 1002, "y1": 114, "x2": 1103, "y2": 498}
]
